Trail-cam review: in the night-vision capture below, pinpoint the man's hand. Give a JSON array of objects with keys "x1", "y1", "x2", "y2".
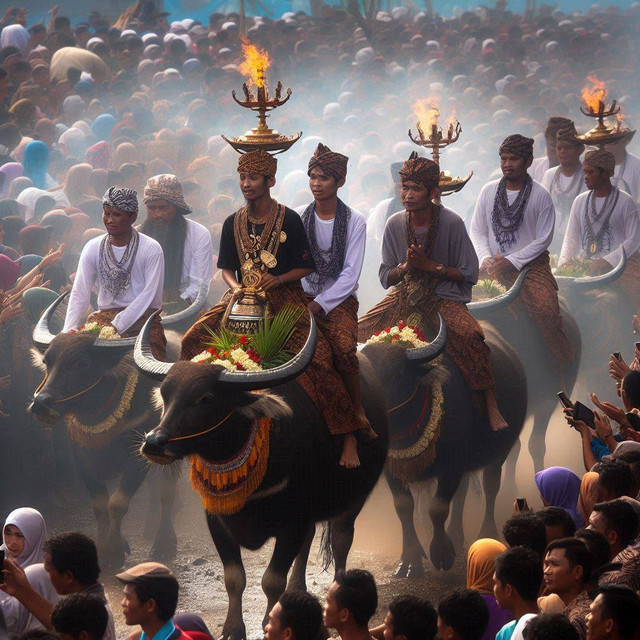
[
  {"x1": 479, "y1": 257, "x2": 494, "y2": 279},
  {"x1": 39, "y1": 243, "x2": 65, "y2": 270},
  {"x1": 593, "y1": 410, "x2": 614, "y2": 440},
  {"x1": 590, "y1": 393, "x2": 627, "y2": 426},
  {"x1": 259, "y1": 273, "x2": 282, "y2": 291},
  {"x1": 307, "y1": 300, "x2": 323, "y2": 315},
  {"x1": 0, "y1": 303, "x2": 24, "y2": 325},
  {"x1": 407, "y1": 244, "x2": 438, "y2": 272},
  {"x1": 609, "y1": 353, "x2": 630, "y2": 382},
  {"x1": 1, "y1": 555, "x2": 30, "y2": 598},
  {"x1": 589, "y1": 258, "x2": 612, "y2": 276},
  {"x1": 487, "y1": 255, "x2": 517, "y2": 279}
]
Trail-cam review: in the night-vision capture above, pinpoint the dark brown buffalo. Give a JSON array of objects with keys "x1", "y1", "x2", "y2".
[{"x1": 27, "y1": 292, "x2": 210, "y2": 568}]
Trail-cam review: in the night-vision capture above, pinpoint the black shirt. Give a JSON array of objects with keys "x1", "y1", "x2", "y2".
[{"x1": 217, "y1": 206, "x2": 315, "y2": 279}]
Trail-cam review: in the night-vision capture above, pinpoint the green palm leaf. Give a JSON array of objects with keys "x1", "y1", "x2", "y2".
[{"x1": 252, "y1": 304, "x2": 304, "y2": 369}]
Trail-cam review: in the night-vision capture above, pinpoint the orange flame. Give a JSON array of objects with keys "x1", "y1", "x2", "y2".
[
  {"x1": 239, "y1": 39, "x2": 271, "y2": 89},
  {"x1": 581, "y1": 76, "x2": 607, "y2": 113},
  {"x1": 413, "y1": 98, "x2": 440, "y2": 134},
  {"x1": 446, "y1": 108, "x2": 457, "y2": 128}
]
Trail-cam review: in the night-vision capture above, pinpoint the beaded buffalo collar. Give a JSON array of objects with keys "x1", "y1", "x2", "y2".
[{"x1": 189, "y1": 416, "x2": 272, "y2": 515}]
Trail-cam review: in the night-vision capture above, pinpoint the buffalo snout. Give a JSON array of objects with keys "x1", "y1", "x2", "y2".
[
  {"x1": 29, "y1": 393, "x2": 61, "y2": 423},
  {"x1": 141, "y1": 429, "x2": 180, "y2": 464}
]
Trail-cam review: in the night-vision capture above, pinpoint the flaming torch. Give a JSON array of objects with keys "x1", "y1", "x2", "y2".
[
  {"x1": 408, "y1": 98, "x2": 472, "y2": 196},
  {"x1": 576, "y1": 76, "x2": 634, "y2": 148},
  {"x1": 222, "y1": 40, "x2": 301, "y2": 154}
]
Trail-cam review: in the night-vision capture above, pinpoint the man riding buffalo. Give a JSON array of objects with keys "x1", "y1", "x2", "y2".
[{"x1": 181, "y1": 148, "x2": 375, "y2": 468}]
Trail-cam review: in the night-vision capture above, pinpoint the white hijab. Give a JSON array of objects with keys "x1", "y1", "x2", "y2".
[{"x1": 1, "y1": 507, "x2": 47, "y2": 567}]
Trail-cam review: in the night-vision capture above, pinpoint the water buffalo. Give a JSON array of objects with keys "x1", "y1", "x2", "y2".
[
  {"x1": 356, "y1": 303, "x2": 527, "y2": 577},
  {"x1": 134, "y1": 312, "x2": 451, "y2": 640},
  {"x1": 555, "y1": 252, "x2": 630, "y2": 402},
  {"x1": 467, "y1": 271, "x2": 582, "y2": 475},
  {"x1": 28, "y1": 292, "x2": 205, "y2": 568}
]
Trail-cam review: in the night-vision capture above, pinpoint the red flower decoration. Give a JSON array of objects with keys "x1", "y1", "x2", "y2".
[
  {"x1": 235, "y1": 362, "x2": 246, "y2": 371},
  {"x1": 239, "y1": 335, "x2": 248, "y2": 345}
]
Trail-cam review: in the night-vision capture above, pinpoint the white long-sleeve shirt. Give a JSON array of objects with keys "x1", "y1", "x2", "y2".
[
  {"x1": 63, "y1": 232, "x2": 164, "y2": 334},
  {"x1": 297, "y1": 205, "x2": 366, "y2": 315},
  {"x1": 470, "y1": 178, "x2": 555, "y2": 271},
  {"x1": 613, "y1": 151, "x2": 640, "y2": 205},
  {"x1": 559, "y1": 188, "x2": 640, "y2": 267},
  {"x1": 530, "y1": 156, "x2": 550, "y2": 183},
  {"x1": 179, "y1": 218, "x2": 213, "y2": 301}
]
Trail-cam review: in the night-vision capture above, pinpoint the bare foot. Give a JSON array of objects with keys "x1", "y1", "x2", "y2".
[
  {"x1": 484, "y1": 388, "x2": 508, "y2": 432},
  {"x1": 339, "y1": 433, "x2": 361, "y2": 468}
]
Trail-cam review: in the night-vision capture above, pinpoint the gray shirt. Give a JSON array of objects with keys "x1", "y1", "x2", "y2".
[{"x1": 379, "y1": 207, "x2": 479, "y2": 303}]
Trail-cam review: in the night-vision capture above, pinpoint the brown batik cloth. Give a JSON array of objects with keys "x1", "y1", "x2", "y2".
[
  {"x1": 358, "y1": 287, "x2": 494, "y2": 391},
  {"x1": 615, "y1": 251, "x2": 640, "y2": 313},
  {"x1": 181, "y1": 281, "x2": 360, "y2": 436},
  {"x1": 494, "y1": 250, "x2": 575, "y2": 370},
  {"x1": 88, "y1": 307, "x2": 167, "y2": 360},
  {"x1": 310, "y1": 295, "x2": 359, "y2": 374}
]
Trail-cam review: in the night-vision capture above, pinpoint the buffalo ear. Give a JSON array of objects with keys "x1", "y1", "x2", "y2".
[{"x1": 235, "y1": 391, "x2": 293, "y2": 422}]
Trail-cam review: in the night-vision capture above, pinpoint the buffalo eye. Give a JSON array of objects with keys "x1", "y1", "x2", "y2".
[
  {"x1": 197, "y1": 394, "x2": 215, "y2": 406},
  {"x1": 73, "y1": 357, "x2": 90, "y2": 370}
]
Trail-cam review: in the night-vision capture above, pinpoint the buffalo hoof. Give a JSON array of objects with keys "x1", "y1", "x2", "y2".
[
  {"x1": 446, "y1": 525, "x2": 465, "y2": 552},
  {"x1": 100, "y1": 537, "x2": 130, "y2": 572},
  {"x1": 406, "y1": 563, "x2": 425, "y2": 578},
  {"x1": 393, "y1": 561, "x2": 409, "y2": 578},
  {"x1": 220, "y1": 620, "x2": 247, "y2": 640},
  {"x1": 151, "y1": 534, "x2": 177, "y2": 562},
  {"x1": 430, "y1": 534, "x2": 456, "y2": 571}
]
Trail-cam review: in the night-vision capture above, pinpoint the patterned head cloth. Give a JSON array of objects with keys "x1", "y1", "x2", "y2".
[
  {"x1": 544, "y1": 116, "x2": 572, "y2": 138},
  {"x1": 398, "y1": 151, "x2": 440, "y2": 189},
  {"x1": 143, "y1": 174, "x2": 192, "y2": 214},
  {"x1": 584, "y1": 149, "x2": 616, "y2": 177},
  {"x1": 102, "y1": 186, "x2": 138, "y2": 214},
  {"x1": 237, "y1": 149, "x2": 278, "y2": 178},
  {"x1": 499, "y1": 134, "x2": 535, "y2": 160},
  {"x1": 556, "y1": 122, "x2": 583, "y2": 147},
  {"x1": 307, "y1": 143, "x2": 349, "y2": 182}
]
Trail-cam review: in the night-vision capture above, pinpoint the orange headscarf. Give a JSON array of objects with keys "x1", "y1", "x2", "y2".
[
  {"x1": 578, "y1": 471, "x2": 600, "y2": 525},
  {"x1": 467, "y1": 538, "x2": 507, "y2": 595}
]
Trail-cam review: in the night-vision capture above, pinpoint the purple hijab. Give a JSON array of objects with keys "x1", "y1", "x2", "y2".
[
  {"x1": 535, "y1": 466, "x2": 584, "y2": 527},
  {"x1": 0, "y1": 163, "x2": 24, "y2": 196}
]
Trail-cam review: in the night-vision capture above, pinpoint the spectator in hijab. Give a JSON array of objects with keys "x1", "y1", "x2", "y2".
[
  {"x1": 466, "y1": 539, "x2": 513, "y2": 640},
  {"x1": 22, "y1": 141, "x2": 55, "y2": 189},
  {"x1": 0, "y1": 162, "x2": 22, "y2": 196},
  {"x1": 535, "y1": 467, "x2": 584, "y2": 528}
]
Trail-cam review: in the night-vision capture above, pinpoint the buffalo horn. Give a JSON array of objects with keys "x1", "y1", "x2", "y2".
[
  {"x1": 33, "y1": 291, "x2": 69, "y2": 349},
  {"x1": 134, "y1": 310, "x2": 174, "y2": 380},
  {"x1": 406, "y1": 312, "x2": 447, "y2": 363},
  {"x1": 555, "y1": 248, "x2": 626, "y2": 291},
  {"x1": 161, "y1": 283, "x2": 209, "y2": 326},
  {"x1": 468, "y1": 267, "x2": 530, "y2": 314},
  {"x1": 217, "y1": 312, "x2": 317, "y2": 391}
]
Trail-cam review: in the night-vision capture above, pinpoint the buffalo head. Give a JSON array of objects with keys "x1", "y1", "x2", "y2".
[
  {"x1": 555, "y1": 249, "x2": 627, "y2": 297},
  {"x1": 30, "y1": 293, "x2": 140, "y2": 422},
  {"x1": 135, "y1": 311, "x2": 316, "y2": 464}
]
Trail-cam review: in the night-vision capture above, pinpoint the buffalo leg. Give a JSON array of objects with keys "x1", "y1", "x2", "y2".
[
  {"x1": 206, "y1": 514, "x2": 247, "y2": 640},
  {"x1": 71, "y1": 447, "x2": 110, "y2": 549},
  {"x1": 105, "y1": 458, "x2": 147, "y2": 569},
  {"x1": 429, "y1": 468, "x2": 461, "y2": 571},
  {"x1": 503, "y1": 435, "x2": 521, "y2": 494},
  {"x1": 331, "y1": 498, "x2": 366, "y2": 575},
  {"x1": 287, "y1": 524, "x2": 315, "y2": 592},
  {"x1": 151, "y1": 468, "x2": 178, "y2": 561},
  {"x1": 447, "y1": 474, "x2": 469, "y2": 552},
  {"x1": 261, "y1": 524, "x2": 311, "y2": 630},
  {"x1": 386, "y1": 473, "x2": 425, "y2": 578},
  {"x1": 479, "y1": 462, "x2": 501, "y2": 539},
  {"x1": 529, "y1": 404, "x2": 553, "y2": 473}
]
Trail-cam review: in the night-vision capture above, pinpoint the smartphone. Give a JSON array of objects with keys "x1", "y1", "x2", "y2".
[
  {"x1": 557, "y1": 391, "x2": 573, "y2": 409},
  {"x1": 516, "y1": 497, "x2": 526, "y2": 511},
  {"x1": 0, "y1": 549, "x2": 4, "y2": 584},
  {"x1": 613, "y1": 352, "x2": 621, "y2": 360},
  {"x1": 574, "y1": 401, "x2": 596, "y2": 429}
]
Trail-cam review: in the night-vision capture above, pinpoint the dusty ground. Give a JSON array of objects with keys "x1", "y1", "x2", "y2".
[{"x1": 37, "y1": 405, "x2": 583, "y2": 639}]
